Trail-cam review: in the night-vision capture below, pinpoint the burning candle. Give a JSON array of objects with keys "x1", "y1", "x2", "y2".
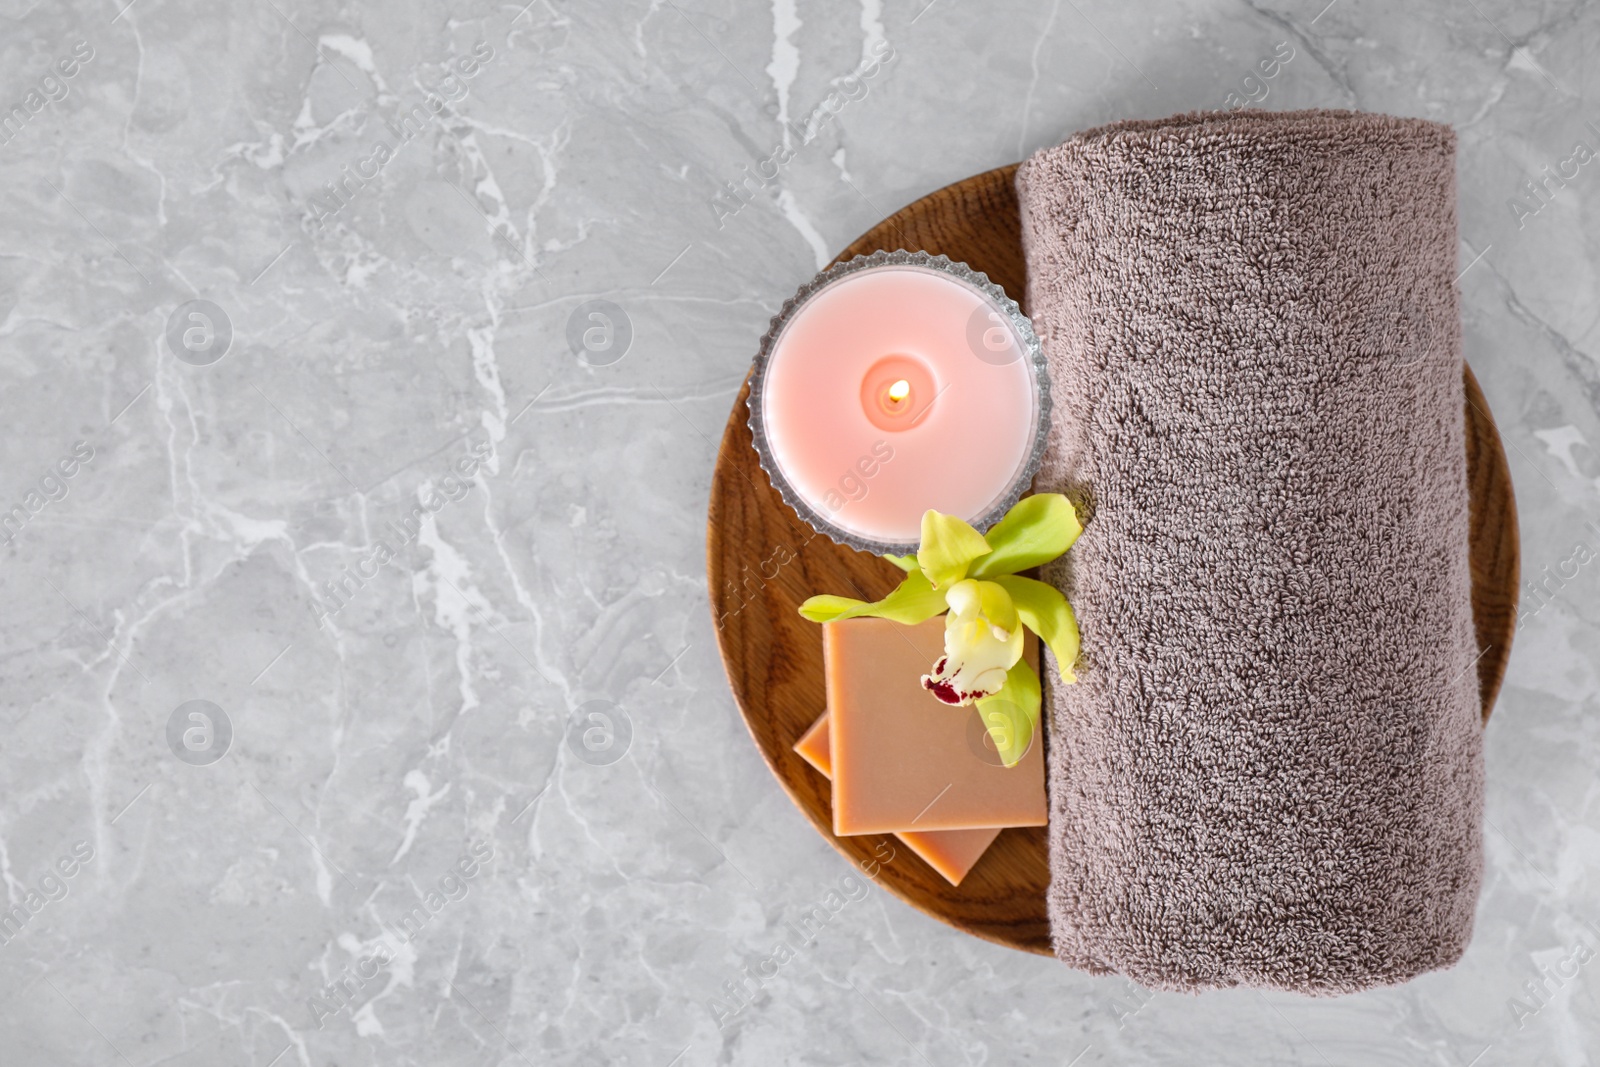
[{"x1": 749, "y1": 251, "x2": 1048, "y2": 554}]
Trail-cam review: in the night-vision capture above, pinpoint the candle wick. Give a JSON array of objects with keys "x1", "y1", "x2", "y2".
[{"x1": 887, "y1": 379, "x2": 911, "y2": 403}]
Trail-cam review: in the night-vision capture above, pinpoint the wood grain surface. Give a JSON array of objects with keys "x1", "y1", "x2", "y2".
[{"x1": 706, "y1": 164, "x2": 1520, "y2": 956}]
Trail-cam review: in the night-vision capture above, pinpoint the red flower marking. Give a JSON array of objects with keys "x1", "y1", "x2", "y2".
[{"x1": 920, "y1": 656, "x2": 965, "y2": 705}]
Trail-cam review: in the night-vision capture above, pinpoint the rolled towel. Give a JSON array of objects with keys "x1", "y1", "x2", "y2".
[{"x1": 1018, "y1": 109, "x2": 1484, "y2": 994}]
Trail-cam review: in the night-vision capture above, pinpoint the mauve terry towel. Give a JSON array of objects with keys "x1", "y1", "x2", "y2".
[{"x1": 1018, "y1": 109, "x2": 1484, "y2": 994}]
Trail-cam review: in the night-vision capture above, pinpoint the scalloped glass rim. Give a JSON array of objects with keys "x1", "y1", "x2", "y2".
[{"x1": 747, "y1": 249, "x2": 1052, "y2": 556}]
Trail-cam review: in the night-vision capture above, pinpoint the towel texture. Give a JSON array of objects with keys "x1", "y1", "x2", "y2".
[{"x1": 1019, "y1": 109, "x2": 1484, "y2": 994}]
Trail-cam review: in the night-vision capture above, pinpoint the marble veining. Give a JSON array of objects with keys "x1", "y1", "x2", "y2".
[{"x1": 0, "y1": 0, "x2": 1595, "y2": 1063}]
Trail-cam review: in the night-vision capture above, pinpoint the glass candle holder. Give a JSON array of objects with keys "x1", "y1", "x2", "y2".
[{"x1": 748, "y1": 250, "x2": 1050, "y2": 556}]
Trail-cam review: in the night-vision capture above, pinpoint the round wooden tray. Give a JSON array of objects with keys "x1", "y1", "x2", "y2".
[{"x1": 706, "y1": 164, "x2": 1520, "y2": 956}]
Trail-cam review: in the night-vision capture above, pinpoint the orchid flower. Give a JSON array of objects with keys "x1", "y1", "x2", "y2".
[{"x1": 799, "y1": 494, "x2": 1083, "y2": 767}]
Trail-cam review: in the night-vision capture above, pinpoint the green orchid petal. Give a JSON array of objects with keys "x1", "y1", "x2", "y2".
[
  {"x1": 993, "y1": 574, "x2": 1081, "y2": 683},
  {"x1": 798, "y1": 569, "x2": 949, "y2": 624},
  {"x1": 882, "y1": 553, "x2": 920, "y2": 572},
  {"x1": 917, "y1": 510, "x2": 992, "y2": 589},
  {"x1": 973, "y1": 659, "x2": 1041, "y2": 768},
  {"x1": 968, "y1": 494, "x2": 1083, "y2": 579}
]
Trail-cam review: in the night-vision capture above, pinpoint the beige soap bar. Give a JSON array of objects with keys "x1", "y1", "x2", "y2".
[
  {"x1": 826, "y1": 617, "x2": 1047, "y2": 835},
  {"x1": 795, "y1": 711, "x2": 1001, "y2": 887}
]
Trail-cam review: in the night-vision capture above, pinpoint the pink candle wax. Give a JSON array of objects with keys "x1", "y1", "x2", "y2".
[{"x1": 761, "y1": 265, "x2": 1038, "y2": 546}]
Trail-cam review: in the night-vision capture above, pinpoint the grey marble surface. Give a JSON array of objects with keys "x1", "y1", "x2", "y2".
[{"x1": 0, "y1": 0, "x2": 1596, "y2": 1063}]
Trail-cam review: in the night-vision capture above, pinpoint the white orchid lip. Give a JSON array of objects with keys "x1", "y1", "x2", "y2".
[
  {"x1": 922, "y1": 655, "x2": 1008, "y2": 706},
  {"x1": 920, "y1": 579, "x2": 1023, "y2": 706}
]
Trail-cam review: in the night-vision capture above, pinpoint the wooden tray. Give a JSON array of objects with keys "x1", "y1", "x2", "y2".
[{"x1": 706, "y1": 164, "x2": 1520, "y2": 956}]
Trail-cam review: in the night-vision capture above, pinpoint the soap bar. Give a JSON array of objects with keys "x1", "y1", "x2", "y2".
[
  {"x1": 826, "y1": 617, "x2": 1047, "y2": 835},
  {"x1": 795, "y1": 711, "x2": 1000, "y2": 887}
]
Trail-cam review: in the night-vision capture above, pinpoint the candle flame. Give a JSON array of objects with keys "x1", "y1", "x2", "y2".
[{"x1": 887, "y1": 379, "x2": 911, "y2": 403}]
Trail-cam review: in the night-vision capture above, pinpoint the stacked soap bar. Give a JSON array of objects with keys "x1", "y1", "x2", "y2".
[
  {"x1": 794, "y1": 712, "x2": 1001, "y2": 886},
  {"x1": 793, "y1": 617, "x2": 1047, "y2": 886}
]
